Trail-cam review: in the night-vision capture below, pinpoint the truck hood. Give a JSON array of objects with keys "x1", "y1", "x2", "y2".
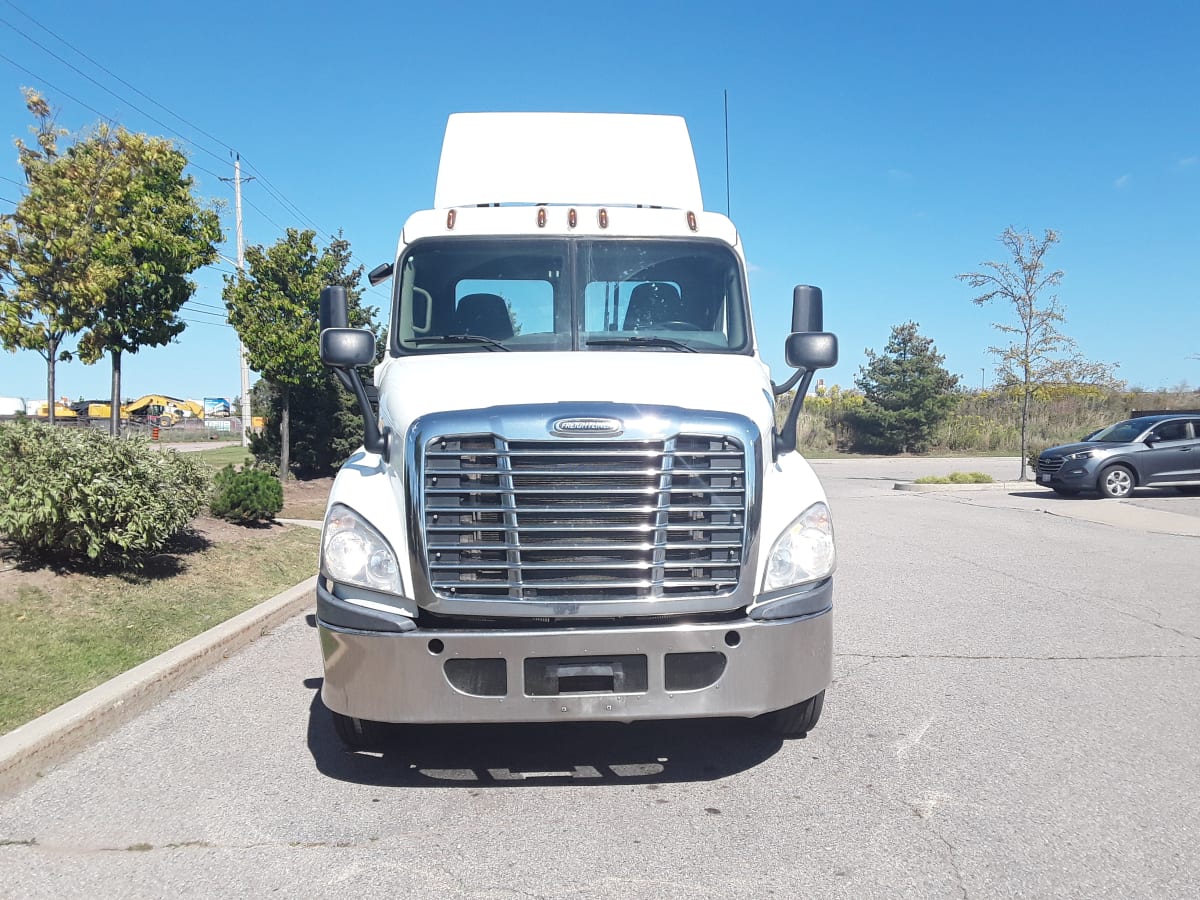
[{"x1": 376, "y1": 351, "x2": 777, "y2": 437}]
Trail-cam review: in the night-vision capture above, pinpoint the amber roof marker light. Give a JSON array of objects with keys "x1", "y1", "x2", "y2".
[
  {"x1": 687, "y1": 211, "x2": 698, "y2": 232},
  {"x1": 446, "y1": 209, "x2": 456, "y2": 230},
  {"x1": 598, "y1": 208, "x2": 608, "y2": 229}
]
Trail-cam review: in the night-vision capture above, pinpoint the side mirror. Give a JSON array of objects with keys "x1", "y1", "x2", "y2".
[
  {"x1": 785, "y1": 332, "x2": 838, "y2": 370},
  {"x1": 318, "y1": 284, "x2": 388, "y2": 459},
  {"x1": 320, "y1": 328, "x2": 376, "y2": 368},
  {"x1": 319, "y1": 285, "x2": 349, "y2": 332},
  {"x1": 791, "y1": 284, "x2": 823, "y2": 332},
  {"x1": 368, "y1": 262, "x2": 394, "y2": 287},
  {"x1": 773, "y1": 285, "x2": 837, "y2": 458}
]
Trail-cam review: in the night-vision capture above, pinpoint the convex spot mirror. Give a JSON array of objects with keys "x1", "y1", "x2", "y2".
[
  {"x1": 321, "y1": 328, "x2": 376, "y2": 368},
  {"x1": 785, "y1": 332, "x2": 838, "y2": 370}
]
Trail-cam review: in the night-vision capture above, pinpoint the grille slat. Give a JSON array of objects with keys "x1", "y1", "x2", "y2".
[{"x1": 422, "y1": 433, "x2": 747, "y2": 602}]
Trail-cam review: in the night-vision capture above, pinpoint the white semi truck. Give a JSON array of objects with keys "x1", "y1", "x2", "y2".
[{"x1": 315, "y1": 113, "x2": 838, "y2": 748}]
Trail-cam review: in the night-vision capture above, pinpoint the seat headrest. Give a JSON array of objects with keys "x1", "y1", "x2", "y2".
[
  {"x1": 623, "y1": 282, "x2": 683, "y2": 330},
  {"x1": 456, "y1": 293, "x2": 514, "y2": 339}
]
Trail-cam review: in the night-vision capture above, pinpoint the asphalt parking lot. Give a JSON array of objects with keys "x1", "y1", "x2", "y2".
[{"x1": 1, "y1": 456, "x2": 1197, "y2": 898}]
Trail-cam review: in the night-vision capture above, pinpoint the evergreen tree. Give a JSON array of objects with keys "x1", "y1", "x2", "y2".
[
  {"x1": 848, "y1": 322, "x2": 960, "y2": 454},
  {"x1": 248, "y1": 375, "x2": 369, "y2": 478}
]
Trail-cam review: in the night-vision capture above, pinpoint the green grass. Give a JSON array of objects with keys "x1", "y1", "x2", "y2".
[
  {"x1": 914, "y1": 472, "x2": 995, "y2": 484},
  {"x1": 191, "y1": 446, "x2": 255, "y2": 468},
  {"x1": 0, "y1": 526, "x2": 319, "y2": 734}
]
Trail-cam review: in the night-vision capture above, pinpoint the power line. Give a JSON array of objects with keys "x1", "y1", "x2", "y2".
[
  {"x1": 0, "y1": 174, "x2": 24, "y2": 188},
  {"x1": 240, "y1": 194, "x2": 289, "y2": 235},
  {"x1": 184, "y1": 298, "x2": 228, "y2": 313},
  {"x1": 1, "y1": 18, "x2": 387, "y2": 301},
  {"x1": 238, "y1": 157, "x2": 323, "y2": 232},
  {"x1": 2, "y1": 15, "x2": 354, "y2": 255},
  {"x1": 0, "y1": 50, "x2": 226, "y2": 183},
  {"x1": 0, "y1": 13, "x2": 229, "y2": 169},
  {"x1": 182, "y1": 314, "x2": 229, "y2": 328},
  {"x1": 199, "y1": 262, "x2": 239, "y2": 277},
  {"x1": 1, "y1": 0, "x2": 235, "y2": 156}
]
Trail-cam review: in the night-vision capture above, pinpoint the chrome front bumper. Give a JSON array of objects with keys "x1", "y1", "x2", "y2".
[{"x1": 318, "y1": 608, "x2": 832, "y2": 725}]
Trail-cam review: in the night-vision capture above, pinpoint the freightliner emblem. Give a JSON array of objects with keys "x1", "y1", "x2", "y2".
[{"x1": 550, "y1": 416, "x2": 624, "y2": 437}]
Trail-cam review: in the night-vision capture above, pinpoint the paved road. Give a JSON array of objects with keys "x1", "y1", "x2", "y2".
[{"x1": 2, "y1": 457, "x2": 1198, "y2": 898}]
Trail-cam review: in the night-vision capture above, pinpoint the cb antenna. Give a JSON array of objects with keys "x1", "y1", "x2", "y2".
[{"x1": 724, "y1": 89, "x2": 731, "y2": 217}]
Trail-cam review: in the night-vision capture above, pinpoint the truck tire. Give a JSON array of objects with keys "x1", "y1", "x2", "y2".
[
  {"x1": 756, "y1": 690, "x2": 825, "y2": 737},
  {"x1": 331, "y1": 710, "x2": 383, "y2": 750}
]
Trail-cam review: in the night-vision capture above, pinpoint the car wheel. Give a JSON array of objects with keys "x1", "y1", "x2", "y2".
[
  {"x1": 1098, "y1": 465, "x2": 1134, "y2": 499},
  {"x1": 331, "y1": 710, "x2": 384, "y2": 750},
  {"x1": 1051, "y1": 487, "x2": 1080, "y2": 496},
  {"x1": 756, "y1": 690, "x2": 825, "y2": 737}
]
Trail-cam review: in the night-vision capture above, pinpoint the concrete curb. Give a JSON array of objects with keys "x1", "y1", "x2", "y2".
[
  {"x1": 893, "y1": 481, "x2": 1021, "y2": 492},
  {"x1": 0, "y1": 576, "x2": 317, "y2": 800}
]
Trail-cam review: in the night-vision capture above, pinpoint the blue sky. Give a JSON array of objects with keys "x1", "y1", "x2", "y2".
[{"x1": 1, "y1": 0, "x2": 1198, "y2": 404}]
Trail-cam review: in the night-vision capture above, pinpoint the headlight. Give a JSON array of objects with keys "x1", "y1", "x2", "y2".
[
  {"x1": 321, "y1": 504, "x2": 402, "y2": 594},
  {"x1": 1066, "y1": 450, "x2": 1096, "y2": 461},
  {"x1": 763, "y1": 502, "x2": 836, "y2": 592}
]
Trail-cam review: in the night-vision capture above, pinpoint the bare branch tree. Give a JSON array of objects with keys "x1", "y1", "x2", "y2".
[{"x1": 957, "y1": 227, "x2": 1118, "y2": 480}]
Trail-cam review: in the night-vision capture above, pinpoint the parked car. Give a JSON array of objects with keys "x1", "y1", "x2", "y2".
[{"x1": 1037, "y1": 414, "x2": 1200, "y2": 498}]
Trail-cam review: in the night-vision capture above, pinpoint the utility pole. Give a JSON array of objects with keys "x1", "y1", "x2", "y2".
[{"x1": 222, "y1": 154, "x2": 254, "y2": 448}]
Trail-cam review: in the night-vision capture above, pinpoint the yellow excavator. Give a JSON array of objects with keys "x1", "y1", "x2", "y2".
[
  {"x1": 28, "y1": 400, "x2": 78, "y2": 419},
  {"x1": 71, "y1": 400, "x2": 130, "y2": 419},
  {"x1": 124, "y1": 395, "x2": 205, "y2": 427}
]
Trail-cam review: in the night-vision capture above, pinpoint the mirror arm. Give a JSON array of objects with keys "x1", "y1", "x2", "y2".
[
  {"x1": 773, "y1": 369, "x2": 815, "y2": 460},
  {"x1": 771, "y1": 369, "x2": 805, "y2": 397},
  {"x1": 332, "y1": 366, "x2": 389, "y2": 458}
]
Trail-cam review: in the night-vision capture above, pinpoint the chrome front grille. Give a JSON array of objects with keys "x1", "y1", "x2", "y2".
[
  {"x1": 421, "y1": 434, "x2": 747, "y2": 602},
  {"x1": 1038, "y1": 456, "x2": 1065, "y2": 474}
]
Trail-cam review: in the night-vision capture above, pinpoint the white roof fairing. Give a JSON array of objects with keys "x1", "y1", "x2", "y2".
[{"x1": 433, "y1": 113, "x2": 705, "y2": 211}]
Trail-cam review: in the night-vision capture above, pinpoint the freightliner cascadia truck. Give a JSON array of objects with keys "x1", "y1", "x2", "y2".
[{"x1": 314, "y1": 113, "x2": 838, "y2": 748}]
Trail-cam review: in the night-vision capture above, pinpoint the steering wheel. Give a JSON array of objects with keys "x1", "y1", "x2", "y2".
[{"x1": 652, "y1": 320, "x2": 703, "y2": 331}]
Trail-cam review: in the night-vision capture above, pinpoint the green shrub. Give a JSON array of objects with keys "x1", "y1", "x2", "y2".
[
  {"x1": 209, "y1": 464, "x2": 283, "y2": 524},
  {"x1": 0, "y1": 421, "x2": 210, "y2": 566}
]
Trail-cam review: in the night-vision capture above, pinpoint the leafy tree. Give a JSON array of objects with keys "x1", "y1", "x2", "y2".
[
  {"x1": 957, "y1": 227, "x2": 1117, "y2": 479},
  {"x1": 848, "y1": 321, "x2": 959, "y2": 454},
  {"x1": 223, "y1": 229, "x2": 367, "y2": 485},
  {"x1": 0, "y1": 91, "x2": 114, "y2": 423},
  {"x1": 76, "y1": 130, "x2": 223, "y2": 434}
]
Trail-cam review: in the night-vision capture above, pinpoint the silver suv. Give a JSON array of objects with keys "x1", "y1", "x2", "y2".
[{"x1": 1037, "y1": 414, "x2": 1200, "y2": 498}]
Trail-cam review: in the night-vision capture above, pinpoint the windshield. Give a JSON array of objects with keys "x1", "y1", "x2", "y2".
[
  {"x1": 1088, "y1": 418, "x2": 1154, "y2": 443},
  {"x1": 390, "y1": 237, "x2": 750, "y2": 356}
]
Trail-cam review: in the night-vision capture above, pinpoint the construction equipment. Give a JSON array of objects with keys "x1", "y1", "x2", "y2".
[
  {"x1": 70, "y1": 400, "x2": 131, "y2": 420},
  {"x1": 124, "y1": 395, "x2": 204, "y2": 427}
]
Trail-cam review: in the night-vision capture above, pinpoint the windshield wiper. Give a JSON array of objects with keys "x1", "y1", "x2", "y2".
[
  {"x1": 586, "y1": 336, "x2": 697, "y2": 353},
  {"x1": 402, "y1": 334, "x2": 511, "y2": 351}
]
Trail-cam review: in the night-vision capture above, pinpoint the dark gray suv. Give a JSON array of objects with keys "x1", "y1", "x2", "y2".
[{"x1": 1037, "y1": 414, "x2": 1200, "y2": 498}]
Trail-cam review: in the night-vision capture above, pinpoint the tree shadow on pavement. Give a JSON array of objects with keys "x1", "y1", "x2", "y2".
[{"x1": 303, "y1": 678, "x2": 786, "y2": 788}]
